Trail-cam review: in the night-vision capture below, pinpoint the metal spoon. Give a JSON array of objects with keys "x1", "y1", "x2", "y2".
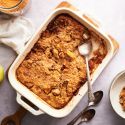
[
  {"x1": 67, "y1": 91, "x2": 103, "y2": 125},
  {"x1": 78, "y1": 39, "x2": 95, "y2": 105},
  {"x1": 76, "y1": 109, "x2": 95, "y2": 125}
]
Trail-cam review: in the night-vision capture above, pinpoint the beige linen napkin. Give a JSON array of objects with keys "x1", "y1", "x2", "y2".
[{"x1": 0, "y1": 14, "x2": 34, "y2": 54}]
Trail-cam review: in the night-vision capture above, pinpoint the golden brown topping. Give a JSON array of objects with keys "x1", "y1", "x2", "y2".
[
  {"x1": 52, "y1": 88, "x2": 61, "y2": 96},
  {"x1": 25, "y1": 82, "x2": 33, "y2": 88},
  {"x1": 52, "y1": 48, "x2": 59, "y2": 58},
  {"x1": 16, "y1": 14, "x2": 107, "y2": 109}
]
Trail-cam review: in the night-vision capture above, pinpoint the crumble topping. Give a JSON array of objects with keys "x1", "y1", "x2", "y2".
[{"x1": 16, "y1": 14, "x2": 107, "y2": 109}]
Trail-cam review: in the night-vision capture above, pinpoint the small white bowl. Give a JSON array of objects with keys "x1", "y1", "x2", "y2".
[{"x1": 110, "y1": 70, "x2": 125, "y2": 119}]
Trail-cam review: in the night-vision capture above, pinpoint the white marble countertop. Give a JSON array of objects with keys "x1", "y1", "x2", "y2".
[{"x1": 0, "y1": 0, "x2": 125, "y2": 125}]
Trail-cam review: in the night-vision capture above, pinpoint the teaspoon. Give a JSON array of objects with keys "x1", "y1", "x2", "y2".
[{"x1": 76, "y1": 109, "x2": 95, "y2": 125}]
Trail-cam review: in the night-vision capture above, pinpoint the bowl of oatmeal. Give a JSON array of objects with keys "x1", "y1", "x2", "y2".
[{"x1": 110, "y1": 70, "x2": 125, "y2": 119}]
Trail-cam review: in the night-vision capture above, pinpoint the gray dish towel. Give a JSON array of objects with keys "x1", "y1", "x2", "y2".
[{"x1": 0, "y1": 14, "x2": 34, "y2": 54}]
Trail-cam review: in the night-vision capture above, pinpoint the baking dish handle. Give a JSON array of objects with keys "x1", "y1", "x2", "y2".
[
  {"x1": 16, "y1": 93, "x2": 44, "y2": 115},
  {"x1": 77, "y1": 11, "x2": 111, "y2": 38},
  {"x1": 77, "y1": 11, "x2": 101, "y2": 28},
  {"x1": 83, "y1": 13, "x2": 101, "y2": 28}
]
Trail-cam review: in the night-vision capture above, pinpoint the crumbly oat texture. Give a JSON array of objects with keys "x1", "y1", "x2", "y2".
[
  {"x1": 16, "y1": 14, "x2": 107, "y2": 109},
  {"x1": 119, "y1": 87, "x2": 125, "y2": 110}
]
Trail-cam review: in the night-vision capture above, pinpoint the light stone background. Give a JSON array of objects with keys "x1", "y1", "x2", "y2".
[{"x1": 0, "y1": 0, "x2": 125, "y2": 125}]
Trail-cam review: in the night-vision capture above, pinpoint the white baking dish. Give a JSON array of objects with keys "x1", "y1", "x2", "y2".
[{"x1": 8, "y1": 8, "x2": 114, "y2": 118}]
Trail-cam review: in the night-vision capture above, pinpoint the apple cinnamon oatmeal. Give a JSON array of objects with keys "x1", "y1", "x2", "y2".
[
  {"x1": 16, "y1": 14, "x2": 107, "y2": 109},
  {"x1": 119, "y1": 87, "x2": 125, "y2": 110}
]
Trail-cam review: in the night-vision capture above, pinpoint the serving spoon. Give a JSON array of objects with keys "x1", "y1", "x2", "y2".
[
  {"x1": 67, "y1": 91, "x2": 103, "y2": 125},
  {"x1": 78, "y1": 38, "x2": 95, "y2": 105}
]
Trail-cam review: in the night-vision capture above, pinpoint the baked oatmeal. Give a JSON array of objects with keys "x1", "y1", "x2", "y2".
[
  {"x1": 119, "y1": 87, "x2": 125, "y2": 110},
  {"x1": 16, "y1": 14, "x2": 107, "y2": 109}
]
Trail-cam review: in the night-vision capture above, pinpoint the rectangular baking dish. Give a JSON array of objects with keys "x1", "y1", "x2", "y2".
[{"x1": 8, "y1": 8, "x2": 114, "y2": 118}]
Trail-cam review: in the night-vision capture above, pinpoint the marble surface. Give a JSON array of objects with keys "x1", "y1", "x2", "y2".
[{"x1": 0, "y1": 0, "x2": 125, "y2": 125}]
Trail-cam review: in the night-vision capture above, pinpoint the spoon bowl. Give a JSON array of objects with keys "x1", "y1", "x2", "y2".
[
  {"x1": 78, "y1": 40, "x2": 92, "y2": 56},
  {"x1": 93, "y1": 91, "x2": 103, "y2": 105},
  {"x1": 77, "y1": 109, "x2": 96, "y2": 125},
  {"x1": 82, "y1": 109, "x2": 95, "y2": 121}
]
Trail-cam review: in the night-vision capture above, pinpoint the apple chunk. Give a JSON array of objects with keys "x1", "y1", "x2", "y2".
[{"x1": 0, "y1": 65, "x2": 4, "y2": 83}]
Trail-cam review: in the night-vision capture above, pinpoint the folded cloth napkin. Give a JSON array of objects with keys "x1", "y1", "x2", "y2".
[{"x1": 0, "y1": 14, "x2": 34, "y2": 54}]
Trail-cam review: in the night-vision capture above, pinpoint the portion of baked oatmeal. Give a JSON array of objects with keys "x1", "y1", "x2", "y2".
[
  {"x1": 119, "y1": 87, "x2": 125, "y2": 110},
  {"x1": 16, "y1": 14, "x2": 107, "y2": 109}
]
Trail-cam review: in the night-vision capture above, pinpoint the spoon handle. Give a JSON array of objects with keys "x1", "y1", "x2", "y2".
[
  {"x1": 67, "y1": 112, "x2": 82, "y2": 125},
  {"x1": 85, "y1": 56, "x2": 95, "y2": 102},
  {"x1": 76, "y1": 120, "x2": 85, "y2": 125}
]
